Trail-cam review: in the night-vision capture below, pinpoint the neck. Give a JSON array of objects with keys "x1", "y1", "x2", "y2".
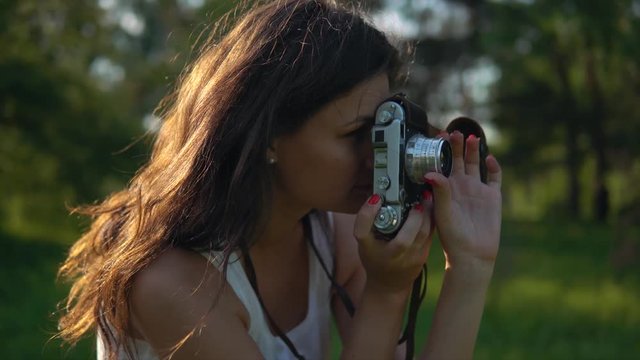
[{"x1": 252, "y1": 189, "x2": 311, "y2": 253}]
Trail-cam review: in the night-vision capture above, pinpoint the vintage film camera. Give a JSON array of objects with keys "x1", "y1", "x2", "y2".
[{"x1": 371, "y1": 94, "x2": 489, "y2": 237}]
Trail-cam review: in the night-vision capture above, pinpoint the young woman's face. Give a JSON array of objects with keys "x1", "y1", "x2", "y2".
[{"x1": 273, "y1": 73, "x2": 390, "y2": 214}]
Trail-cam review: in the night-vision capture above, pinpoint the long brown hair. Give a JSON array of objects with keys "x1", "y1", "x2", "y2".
[{"x1": 57, "y1": 0, "x2": 404, "y2": 358}]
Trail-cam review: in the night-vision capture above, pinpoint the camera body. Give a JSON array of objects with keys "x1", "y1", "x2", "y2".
[{"x1": 371, "y1": 94, "x2": 452, "y2": 237}]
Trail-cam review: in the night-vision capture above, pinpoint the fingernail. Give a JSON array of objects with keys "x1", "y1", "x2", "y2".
[
  {"x1": 424, "y1": 177, "x2": 436, "y2": 186},
  {"x1": 368, "y1": 194, "x2": 381, "y2": 205},
  {"x1": 414, "y1": 203, "x2": 424, "y2": 212},
  {"x1": 468, "y1": 134, "x2": 476, "y2": 141},
  {"x1": 422, "y1": 190, "x2": 432, "y2": 201}
]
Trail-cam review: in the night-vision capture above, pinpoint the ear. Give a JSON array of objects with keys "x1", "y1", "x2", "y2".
[{"x1": 266, "y1": 138, "x2": 279, "y2": 163}]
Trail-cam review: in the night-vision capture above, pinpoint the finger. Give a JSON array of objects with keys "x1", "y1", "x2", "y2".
[
  {"x1": 353, "y1": 194, "x2": 383, "y2": 246},
  {"x1": 437, "y1": 131, "x2": 450, "y2": 140},
  {"x1": 485, "y1": 154, "x2": 502, "y2": 190},
  {"x1": 415, "y1": 190, "x2": 435, "y2": 258},
  {"x1": 465, "y1": 134, "x2": 481, "y2": 178},
  {"x1": 424, "y1": 172, "x2": 452, "y2": 215},
  {"x1": 449, "y1": 130, "x2": 465, "y2": 175},
  {"x1": 387, "y1": 204, "x2": 424, "y2": 253},
  {"x1": 422, "y1": 190, "x2": 436, "y2": 239}
]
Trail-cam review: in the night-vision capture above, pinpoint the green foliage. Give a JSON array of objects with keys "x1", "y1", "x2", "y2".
[
  {"x1": 0, "y1": 0, "x2": 251, "y2": 240},
  {"x1": 0, "y1": 0, "x2": 145, "y2": 240},
  {"x1": 474, "y1": 221, "x2": 640, "y2": 359},
  {"x1": 391, "y1": 0, "x2": 640, "y2": 220},
  {"x1": 0, "y1": 230, "x2": 93, "y2": 360},
  {"x1": 483, "y1": 0, "x2": 640, "y2": 218}
]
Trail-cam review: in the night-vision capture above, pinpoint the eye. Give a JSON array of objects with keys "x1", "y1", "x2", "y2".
[
  {"x1": 347, "y1": 123, "x2": 372, "y2": 141},
  {"x1": 344, "y1": 117, "x2": 374, "y2": 140}
]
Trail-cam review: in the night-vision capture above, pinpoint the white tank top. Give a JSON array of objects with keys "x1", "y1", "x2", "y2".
[{"x1": 97, "y1": 212, "x2": 335, "y2": 360}]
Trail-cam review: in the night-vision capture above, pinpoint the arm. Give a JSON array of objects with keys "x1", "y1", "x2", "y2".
[
  {"x1": 332, "y1": 200, "x2": 434, "y2": 360},
  {"x1": 423, "y1": 260, "x2": 493, "y2": 360},
  {"x1": 419, "y1": 131, "x2": 503, "y2": 360},
  {"x1": 332, "y1": 213, "x2": 408, "y2": 360},
  {"x1": 129, "y1": 248, "x2": 264, "y2": 359}
]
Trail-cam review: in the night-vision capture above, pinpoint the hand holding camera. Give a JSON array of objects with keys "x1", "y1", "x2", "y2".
[{"x1": 425, "y1": 130, "x2": 502, "y2": 270}]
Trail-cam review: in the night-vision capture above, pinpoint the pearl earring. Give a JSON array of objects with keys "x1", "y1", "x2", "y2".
[{"x1": 268, "y1": 157, "x2": 277, "y2": 164}]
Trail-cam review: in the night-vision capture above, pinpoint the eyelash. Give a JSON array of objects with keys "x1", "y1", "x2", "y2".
[{"x1": 348, "y1": 124, "x2": 372, "y2": 140}]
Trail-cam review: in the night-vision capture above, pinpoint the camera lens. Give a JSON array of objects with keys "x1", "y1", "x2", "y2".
[{"x1": 405, "y1": 135, "x2": 452, "y2": 183}]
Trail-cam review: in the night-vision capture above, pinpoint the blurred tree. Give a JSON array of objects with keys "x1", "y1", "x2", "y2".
[
  {"x1": 482, "y1": 0, "x2": 640, "y2": 220},
  {"x1": 0, "y1": 0, "x2": 234, "y2": 240},
  {"x1": 373, "y1": 0, "x2": 490, "y2": 128},
  {"x1": 373, "y1": 0, "x2": 640, "y2": 220},
  {"x1": 5, "y1": 0, "x2": 636, "y2": 233},
  {"x1": 0, "y1": 0, "x2": 139, "y2": 238}
]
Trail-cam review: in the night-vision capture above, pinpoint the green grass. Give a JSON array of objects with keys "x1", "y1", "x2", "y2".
[
  {"x1": 3, "y1": 221, "x2": 638, "y2": 359},
  {"x1": 473, "y1": 221, "x2": 639, "y2": 359},
  {"x1": 0, "y1": 230, "x2": 94, "y2": 359}
]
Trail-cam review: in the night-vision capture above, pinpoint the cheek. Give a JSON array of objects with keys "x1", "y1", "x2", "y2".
[
  {"x1": 316, "y1": 141, "x2": 360, "y2": 176},
  {"x1": 280, "y1": 141, "x2": 360, "y2": 203},
  {"x1": 308, "y1": 148, "x2": 358, "y2": 188}
]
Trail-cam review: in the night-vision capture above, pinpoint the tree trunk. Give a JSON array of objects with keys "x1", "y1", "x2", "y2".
[
  {"x1": 553, "y1": 50, "x2": 581, "y2": 218},
  {"x1": 584, "y1": 46, "x2": 609, "y2": 222}
]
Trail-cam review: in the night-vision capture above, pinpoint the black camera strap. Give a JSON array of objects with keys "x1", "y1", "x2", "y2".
[
  {"x1": 243, "y1": 248, "x2": 306, "y2": 360},
  {"x1": 307, "y1": 226, "x2": 356, "y2": 317},
  {"x1": 398, "y1": 265, "x2": 427, "y2": 360}
]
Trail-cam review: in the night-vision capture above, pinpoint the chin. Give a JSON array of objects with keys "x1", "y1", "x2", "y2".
[
  {"x1": 319, "y1": 205, "x2": 359, "y2": 215},
  {"x1": 326, "y1": 194, "x2": 370, "y2": 214}
]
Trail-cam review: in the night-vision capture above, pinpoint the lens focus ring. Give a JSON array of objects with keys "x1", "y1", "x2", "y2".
[{"x1": 405, "y1": 135, "x2": 452, "y2": 182}]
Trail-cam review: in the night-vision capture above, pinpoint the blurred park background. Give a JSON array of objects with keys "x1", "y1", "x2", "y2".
[{"x1": 1, "y1": 0, "x2": 639, "y2": 358}]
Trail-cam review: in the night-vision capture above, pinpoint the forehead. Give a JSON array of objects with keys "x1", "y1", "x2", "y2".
[{"x1": 311, "y1": 74, "x2": 390, "y2": 127}]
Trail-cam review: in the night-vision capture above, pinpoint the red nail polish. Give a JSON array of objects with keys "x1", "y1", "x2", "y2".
[
  {"x1": 414, "y1": 203, "x2": 424, "y2": 212},
  {"x1": 468, "y1": 134, "x2": 476, "y2": 141},
  {"x1": 424, "y1": 178, "x2": 436, "y2": 186},
  {"x1": 368, "y1": 194, "x2": 381, "y2": 205},
  {"x1": 422, "y1": 190, "x2": 432, "y2": 201}
]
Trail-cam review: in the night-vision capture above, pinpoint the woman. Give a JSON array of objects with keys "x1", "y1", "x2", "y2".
[{"x1": 58, "y1": 0, "x2": 502, "y2": 359}]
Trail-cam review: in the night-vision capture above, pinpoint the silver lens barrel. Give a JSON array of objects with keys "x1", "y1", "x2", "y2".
[{"x1": 405, "y1": 135, "x2": 452, "y2": 183}]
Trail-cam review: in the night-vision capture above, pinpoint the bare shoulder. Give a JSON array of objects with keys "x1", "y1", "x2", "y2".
[
  {"x1": 130, "y1": 247, "x2": 262, "y2": 359},
  {"x1": 131, "y1": 247, "x2": 222, "y2": 306}
]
